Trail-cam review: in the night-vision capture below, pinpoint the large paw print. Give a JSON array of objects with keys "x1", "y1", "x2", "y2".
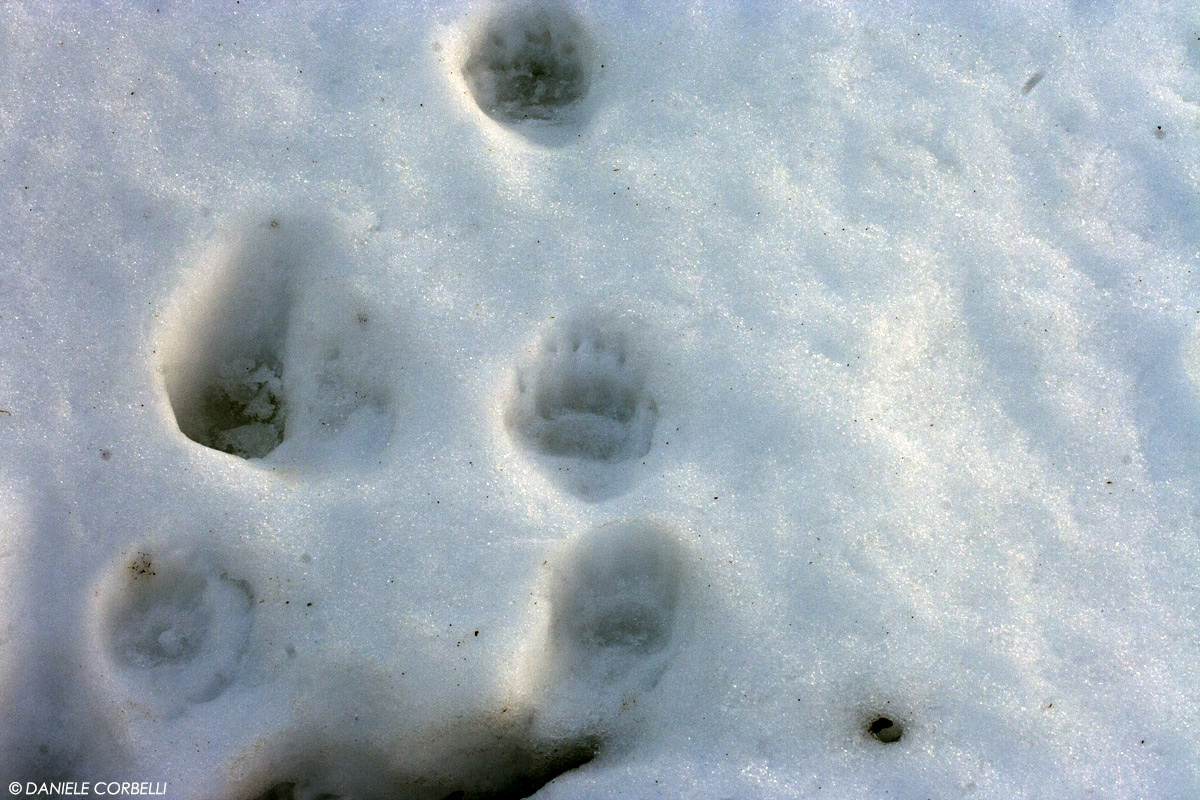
[
  {"x1": 160, "y1": 216, "x2": 398, "y2": 466},
  {"x1": 521, "y1": 518, "x2": 689, "y2": 749},
  {"x1": 161, "y1": 221, "x2": 295, "y2": 459}
]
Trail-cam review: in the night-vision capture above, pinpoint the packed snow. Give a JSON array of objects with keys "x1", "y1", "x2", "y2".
[{"x1": 2, "y1": 1, "x2": 1199, "y2": 798}]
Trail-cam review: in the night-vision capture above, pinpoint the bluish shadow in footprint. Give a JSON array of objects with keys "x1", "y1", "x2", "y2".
[
  {"x1": 538, "y1": 519, "x2": 688, "y2": 730},
  {"x1": 95, "y1": 547, "x2": 254, "y2": 708}
]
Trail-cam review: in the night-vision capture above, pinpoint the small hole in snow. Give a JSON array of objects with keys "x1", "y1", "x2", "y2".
[{"x1": 869, "y1": 717, "x2": 903, "y2": 743}]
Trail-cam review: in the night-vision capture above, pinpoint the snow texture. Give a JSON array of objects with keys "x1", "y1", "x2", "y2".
[{"x1": 2, "y1": 0, "x2": 1200, "y2": 798}]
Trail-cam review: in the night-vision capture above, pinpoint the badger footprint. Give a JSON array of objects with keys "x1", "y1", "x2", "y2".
[
  {"x1": 160, "y1": 220, "x2": 294, "y2": 459},
  {"x1": 95, "y1": 549, "x2": 253, "y2": 706},
  {"x1": 546, "y1": 520, "x2": 685, "y2": 700},
  {"x1": 461, "y1": 1, "x2": 597, "y2": 144},
  {"x1": 160, "y1": 217, "x2": 398, "y2": 465},
  {"x1": 506, "y1": 317, "x2": 657, "y2": 500}
]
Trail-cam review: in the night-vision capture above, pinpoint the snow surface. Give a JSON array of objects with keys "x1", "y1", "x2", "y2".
[{"x1": 2, "y1": 1, "x2": 1200, "y2": 797}]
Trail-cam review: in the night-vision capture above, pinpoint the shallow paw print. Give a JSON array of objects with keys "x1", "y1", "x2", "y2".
[
  {"x1": 506, "y1": 317, "x2": 657, "y2": 500},
  {"x1": 461, "y1": 1, "x2": 597, "y2": 144},
  {"x1": 547, "y1": 520, "x2": 685, "y2": 694},
  {"x1": 95, "y1": 549, "x2": 253, "y2": 707},
  {"x1": 281, "y1": 286, "x2": 400, "y2": 466}
]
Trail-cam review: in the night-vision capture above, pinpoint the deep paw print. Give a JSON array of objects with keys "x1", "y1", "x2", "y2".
[
  {"x1": 160, "y1": 216, "x2": 398, "y2": 466},
  {"x1": 160, "y1": 219, "x2": 301, "y2": 459}
]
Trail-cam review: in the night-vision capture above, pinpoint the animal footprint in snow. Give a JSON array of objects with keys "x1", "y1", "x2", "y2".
[
  {"x1": 538, "y1": 520, "x2": 687, "y2": 730},
  {"x1": 506, "y1": 316, "x2": 657, "y2": 500},
  {"x1": 282, "y1": 282, "x2": 402, "y2": 467},
  {"x1": 160, "y1": 220, "x2": 295, "y2": 459},
  {"x1": 461, "y1": 1, "x2": 597, "y2": 145},
  {"x1": 160, "y1": 216, "x2": 399, "y2": 467},
  {"x1": 93, "y1": 548, "x2": 253, "y2": 707}
]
